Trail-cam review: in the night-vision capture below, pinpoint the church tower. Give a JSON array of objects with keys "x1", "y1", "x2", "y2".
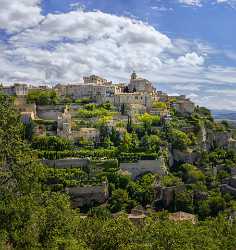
[{"x1": 130, "y1": 71, "x2": 137, "y2": 81}]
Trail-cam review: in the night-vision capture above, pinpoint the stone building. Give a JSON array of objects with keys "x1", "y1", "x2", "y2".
[
  {"x1": 83, "y1": 75, "x2": 112, "y2": 85},
  {"x1": 114, "y1": 92, "x2": 153, "y2": 111},
  {"x1": 2, "y1": 83, "x2": 28, "y2": 96},
  {"x1": 172, "y1": 95, "x2": 195, "y2": 115},
  {"x1": 54, "y1": 83, "x2": 117, "y2": 100},
  {"x1": 128, "y1": 71, "x2": 156, "y2": 93}
]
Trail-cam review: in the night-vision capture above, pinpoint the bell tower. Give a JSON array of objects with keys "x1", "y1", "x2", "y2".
[{"x1": 130, "y1": 71, "x2": 137, "y2": 81}]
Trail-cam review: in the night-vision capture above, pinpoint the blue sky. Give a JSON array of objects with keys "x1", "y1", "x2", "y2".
[{"x1": 0, "y1": 0, "x2": 236, "y2": 110}]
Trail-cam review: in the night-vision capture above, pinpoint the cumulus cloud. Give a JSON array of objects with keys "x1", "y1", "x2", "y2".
[
  {"x1": 177, "y1": 52, "x2": 205, "y2": 66},
  {"x1": 0, "y1": 0, "x2": 43, "y2": 33}
]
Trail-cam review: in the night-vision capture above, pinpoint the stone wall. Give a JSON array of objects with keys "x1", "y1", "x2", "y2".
[
  {"x1": 155, "y1": 185, "x2": 186, "y2": 208},
  {"x1": 42, "y1": 158, "x2": 90, "y2": 168},
  {"x1": 65, "y1": 181, "x2": 109, "y2": 207},
  {"x1": 120, "y1": 158, "x2": 166, "y2": 179},
  {"x1": 230, "y1": 168, "x2": 236, "y2": 176},
  {"x1": 37, "y1": 105, "x2": 65, "y2": 120},
  {"x1": 221, "y1": 176, "x2": 236, "y2": 197}
]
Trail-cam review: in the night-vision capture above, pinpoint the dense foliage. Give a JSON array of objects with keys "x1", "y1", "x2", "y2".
[{"x1": 27, "y1": 89, "x2": 59, "y2": 105}]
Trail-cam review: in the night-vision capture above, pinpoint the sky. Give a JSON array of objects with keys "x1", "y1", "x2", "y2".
[{"x1": 0, "y1": 0, "x2": 236, "y2": 110}]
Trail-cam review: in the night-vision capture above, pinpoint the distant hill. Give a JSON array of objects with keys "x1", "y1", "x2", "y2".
[{"x1": 212, "y1": 110, "x2": 236, "y2": 121}]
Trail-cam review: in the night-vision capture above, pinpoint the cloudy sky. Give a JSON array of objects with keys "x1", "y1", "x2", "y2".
[{"x1": 0, "y1": 0, "x2": 236, "y2": 110}]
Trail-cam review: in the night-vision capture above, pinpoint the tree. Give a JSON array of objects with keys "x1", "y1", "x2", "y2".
[
  {"x1": 119, "y1": 132, "x2": 132, "y2": 152},
  {"x1": 181, "y1": 164, "x2": 205, "y2": 184},
  {"x1": 137, "y1": 113, "x2": 160, "y2": 132},
  {"x1": 31, "y1": 135, "x2": 72, "y2": 151},
  {"x1": 0, "y1": 93, "x2": 82, "y2": 249},
  {"x1": 27, "y1": 89, "x2": 59, "y2": 105},
  {"x1": 169, "y1": 129, "x2": 191, "y2": 150},
  {"x1": 109, "y1": 189, "x2": 129, "y2": 212},
  {"x1": 175, "y1": 191, "x2": 194, "y2": 213},
  {"x1": 127, "y1": 115, "x2": 133, "y2": 133},
  {"x1": 88, "y1": 207, "x2": 112, "y2": 219},
  {"x1": 110, "y1": 127, "x2": 121, "y2": 147}
]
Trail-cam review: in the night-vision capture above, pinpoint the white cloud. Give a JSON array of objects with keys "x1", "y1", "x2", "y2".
[
  {"x1": 178, "y1": 0, "x2": 236, "y2": 8},
  {"x1": 177, "y1": 52, "x2": 205, "y2": 66},
  {"x1": 0, "y1": 0, "x2": 43, "y2": 33},
  {"x1": 1, "y1": 2, "x2": 236, "y2": 109},
  {"x1": 216, "y1": 0, "x2": 236, "y2": 8},
  {"x1": 178, "y1": 0, "x2": 203, "y2": 6}
]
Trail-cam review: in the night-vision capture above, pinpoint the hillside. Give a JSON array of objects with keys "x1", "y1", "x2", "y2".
[{"x1": 0, "y1": 79, "x2": 236, "y2": 249}]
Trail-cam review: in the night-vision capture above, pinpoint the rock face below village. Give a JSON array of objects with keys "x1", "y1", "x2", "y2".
[{"x1": 170, "y1": 149, "x2": 201, "y2": 166}]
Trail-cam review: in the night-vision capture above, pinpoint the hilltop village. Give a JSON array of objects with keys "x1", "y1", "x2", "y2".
[
  {"x1": 2, "y1": 72, "x2": 195, "y2": 140},
  {"x1": 1, "y1": 72, "x2": 236, "y2": 222}
]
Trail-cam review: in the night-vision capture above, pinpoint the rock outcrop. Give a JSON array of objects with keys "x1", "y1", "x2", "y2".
[
  {"x1": 171, "y1": 149, "x2": 200, "y2": 165},
  {"x1": 221, "y1": 176, "x2": 236, "y2": 198}
]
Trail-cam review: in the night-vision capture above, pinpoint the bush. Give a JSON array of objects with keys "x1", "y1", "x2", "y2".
[
  {"x1": 32, "y1": 136, "x2": 72, "y2": 151},
  {"x1": 169, "y1": 129, "x2": 191, "y2": 150}
]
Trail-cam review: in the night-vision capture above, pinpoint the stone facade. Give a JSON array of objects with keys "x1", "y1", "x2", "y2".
[
  {"x1": 55, "y1": 83, "x2": 117, "y2": 100},
  {"x1": 83, "y1": 75, "x2": 112, "y2": 85},
  {"x1": 65, "y1": 181, "x2": 109, "y2": 207},
  {"x1": 114, "y1": 92, "x2": 152, "y2": 111},
  {"x1": 37, "y1": 105, "x2": 65, "y2": 120},
  {"x1": 128, "y1": 71, "x2": 155, "y2": 93},
  {"x1": 120, "y1": 158, "x2": 166, "y2": 179},
  {"x1": 43, "y1": 158, "x2": 90, "y2": 168},
  {"x1": 2, "y1": 83, "x2": 28, "y2": 96},
  {"x1": 172, "y1": 95, "x2": 195, "y2": 115}
]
